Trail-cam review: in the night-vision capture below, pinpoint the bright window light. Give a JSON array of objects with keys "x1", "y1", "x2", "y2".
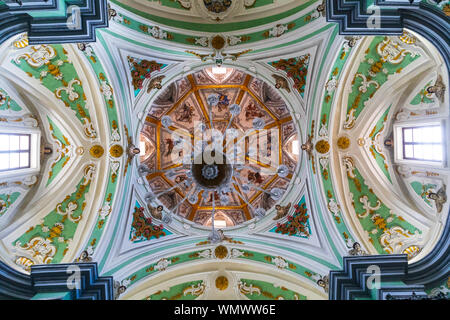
[
  {"x1": 402, "y1": 125, "x2": 443, "y2": 162},
  {"x1": 212, "y1": 66, "x2": 227, "y2": 75},
  {"x1": 0, "y1": 134, "x2": 31, "y2": 172},
  {"x1": 214, "y1": 219, "x2": 227, "y2": 228},
  {"x1": 292, "y1": 140, "x2": 300, "y2": 155},
  {"x1": 139, "y1": 140, "x2": 146, "y2": 156}
]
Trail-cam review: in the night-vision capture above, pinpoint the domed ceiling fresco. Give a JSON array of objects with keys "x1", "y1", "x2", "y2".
[
  {"x1": 140, "y1": 67, "x2": 298, "y2": 227},
  {"x1": 0, "y1": 0, "x2": 448, "y2": 301}
]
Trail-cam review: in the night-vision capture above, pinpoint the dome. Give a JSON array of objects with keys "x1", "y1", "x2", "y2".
[{"x1": 140, "y1": 67, "x2": 298, "y2": 227}]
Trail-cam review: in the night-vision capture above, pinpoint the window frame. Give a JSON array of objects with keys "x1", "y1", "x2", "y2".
[
  {"x1": 0, "y1": 128, "x2": 40, "y2": 180},
  {"x1": 394, "y1": 119, "x2": 447, "y2": 168},
  {"x1": 0, "y1": 133, "x2": 32, "y2": 172}
]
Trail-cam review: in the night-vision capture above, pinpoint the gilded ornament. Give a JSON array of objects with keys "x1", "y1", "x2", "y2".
[
  {"x1": 211, "y1": 35, "x2": 226, "y2": 50},
  {"x1": 204, "y1": 0, "x2": 232, "y2": 14},
  {"x1": 89, "y1": 145, "x2": 104, "y2": 158},
  {"x1": 398, "y1": 30, "x2": 416, "y2": 44},
  {"x1": 315, "y1": 139, "x2": 330, "y2": 154},
  {"x1": 75, "y1": 146, "x2": 84, "y2": 155},
  {"x1": 337, "y1": 136, "x2": 350, "y2": 150},
  {"x1": 214, "y1": 245, "x2": 228, "y2": 259},
  {"x1": 402, "y1": 245, "x2": 421, "y2": 260},
  {"x1": 110, "y1": 144, "x2": 124, "y2": 158},
  {"x1": 357, "y1": 138, "x2": 365, "y2": 146},
  {"x1": 215, "y1": 276, "x2": 229, "y2": 291},
  {"x1": 14, "y1": 34, "x2": 29, "y2": 48}
]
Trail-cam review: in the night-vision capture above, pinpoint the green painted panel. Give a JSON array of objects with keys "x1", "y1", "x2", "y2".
[
  {"x1": 13, "y1": 165, "x2": 94, "y2": 264},
  {"x1": 410, "y1": 181, "x2": 437, "y2": 207},
  {"x1": 121, "y1": 248, "x2": 319, "y2": 288},
  {"x1": 347, "y1": 166, "x2": 421, "y2": 254},
  {"x1": 316, "y1": 39, "x2": 357, "y2": 247},
  {"x1": 110, "y1": 0, "x2": 316, "y2": 32},
  {"x1": 410, "y1": 80, "x2": 434, "y2": 105},
  {"x1": 144, "y1": 280, "x2": 204, "y2": 300},
  {"x1": 12, "y1": 44, "x2": 95, "y2": 139},
  {"x1": 248, "y1": 0, "x2": 275, "y2": 9},
  {"x1": 80, "y1": 44, "x2": 122, "y2": 253},
  {"x1": 368, "y1": 106, "x2": 392, "y2": 183},
  {"x1": 0, "y1": 192, "x2": 21, "y2": 217},
  {"x1": 46, "y1": 117, "x2": 71, "y2": 186},
  {"x1": 0, "y1": 88, "x2": 22, "y2": 112},
  {"x1": 346, "y1": 36, "x2": 420, "y2": 126},
  {"x1": 113, "y1": 7, "x2": 321, "y2": 48},
  {"x1": 239, "y1": 278, "x2": 307, "y2": 300},
  {"x1": 159, "y1": 0, "x2": 190, "y2": 10}
]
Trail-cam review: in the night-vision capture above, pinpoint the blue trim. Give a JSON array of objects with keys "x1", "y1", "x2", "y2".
[
  {"x1": 4, "y1": 0, "x2": 58, "y2": 12},
  {"x1": 329, "y1": 210, "x2": 450, "y2": 300},
  {"x1": 0, "y1": 0, "x2": 108, "y2": 45},
  {"x1": 0, "y1": 261, "x2": 114, "y2": 300},
  {"x1": 0, "y1": 259, "x2": 34, "y2": 300}
]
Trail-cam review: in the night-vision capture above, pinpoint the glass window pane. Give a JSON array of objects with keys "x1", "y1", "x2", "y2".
[
  {"x1": 0, "y1": 153, "x2": 9, "y2": 170},
  {"x1": 9, "y1": 135, "x2": 19, "y2": 151},
  {"x1": 9, "y1": 152, "x2": 19, "y2": 168},
  {"x1": 404, "y1": 144, "x2": 414, "y2": 158},
  {"x1": 422, "y1": 144, "x2": 433, "y2": 160},
  {"x1": 412, "y1": 127, "x2": 421, "y2": 143},
  {"x1": 432, "y1": 144, "x2": 443, "y2": 161},
  {"x1": 0, "y1": 134, "x2": 9, "y2": 151},
  {"x1": 20, "y1": 152, "x2": 29, "y2": 168},
  {"x1": 413, "y1": 144, "x2": 424, "y2": 159},
  {"x1": 20, "y1": 135, "x2": 29, "y2": 150},
  {"x1": 431, "y1": 126, "x2": 442, "y2": 143},
  {"x1": 403, "y1": 129, "x2": 413, "y2": 143}
]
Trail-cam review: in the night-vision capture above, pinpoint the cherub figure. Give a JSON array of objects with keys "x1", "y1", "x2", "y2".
[
  {"x1": 272, "y1": 74, "x2": 291, "y2": 93},
  {"x1": 301, "y1": 134, "x2": 314, "y2": 160},
  {"x1": 147, "y1": 75, "x2": 165, "y2": 93},
  {"x1": 148, "y1": 204, "x2": 164, "y2": 220},
  {"x1": 273, "y1": 202, "x2": 291, "y2": 220},
  {"x1": 426, "y1": 75, "x2": 446, "y2": 103},
  {"x1": 348, "y1": 242, "x2": 367, "y2": 256},
  {"x1": 317, "y1": 275, "x2": 329, "y2": 293},
  {"x1": 75, "y1": 246, "x2": 94, "y2": 263},
  {"x1": 316, "y1": 0, "x2": 326, "y2": 16},
  {"x1": 428, "y1": 184, "x2": 447, "y2": 213}
]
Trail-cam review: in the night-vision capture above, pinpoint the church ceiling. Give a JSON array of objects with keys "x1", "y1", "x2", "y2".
[
  {"x1": 141, "y1": 68, "x2": 297, "y2": 227},
  {"x1": 110, "y1": 0, "x2": 315, "y2": 32},
  {"x1": 0, "y1": 0, "x2": 447, "y2": 301}
]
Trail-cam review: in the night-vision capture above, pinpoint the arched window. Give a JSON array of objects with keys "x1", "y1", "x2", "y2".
[
  {"x1": 0, "y1": 133, "x2": 31, "y2": 172},
  {"x1": 394, "y1": 121, "x2": 446, "y2": 166},
  {"x1": 0, "y1": 129, "x2": 40, "y2": 178},
  {"x1": 402, "y1": 125, "x2": 443, "y2": 162}
]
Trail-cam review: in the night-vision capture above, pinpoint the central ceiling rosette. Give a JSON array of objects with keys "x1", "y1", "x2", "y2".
[{"x1": 140, "y1": 67, "x2": 299, "y2": 228}]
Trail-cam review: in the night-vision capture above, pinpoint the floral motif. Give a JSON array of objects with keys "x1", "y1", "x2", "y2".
[
  {"x1": 0, "y1": 89, "x2": 22, "y2": 112},
  {"x1": 275, "y1": 202, "x2": 310, "y2": 237},
  {"x1": 130, "y1": 206, "x2": 166, "y2": 242},
  {"x1": 269, "y1": 55, "x2": 310, "y2": 97},
  {"x1": 128, "y1": 57, "x2": 166, "y2": 94}
]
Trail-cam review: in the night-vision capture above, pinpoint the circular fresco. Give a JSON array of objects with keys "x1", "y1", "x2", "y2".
[{"x1": 140, "y1": 67, "x2": 299, "y2": 227}]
